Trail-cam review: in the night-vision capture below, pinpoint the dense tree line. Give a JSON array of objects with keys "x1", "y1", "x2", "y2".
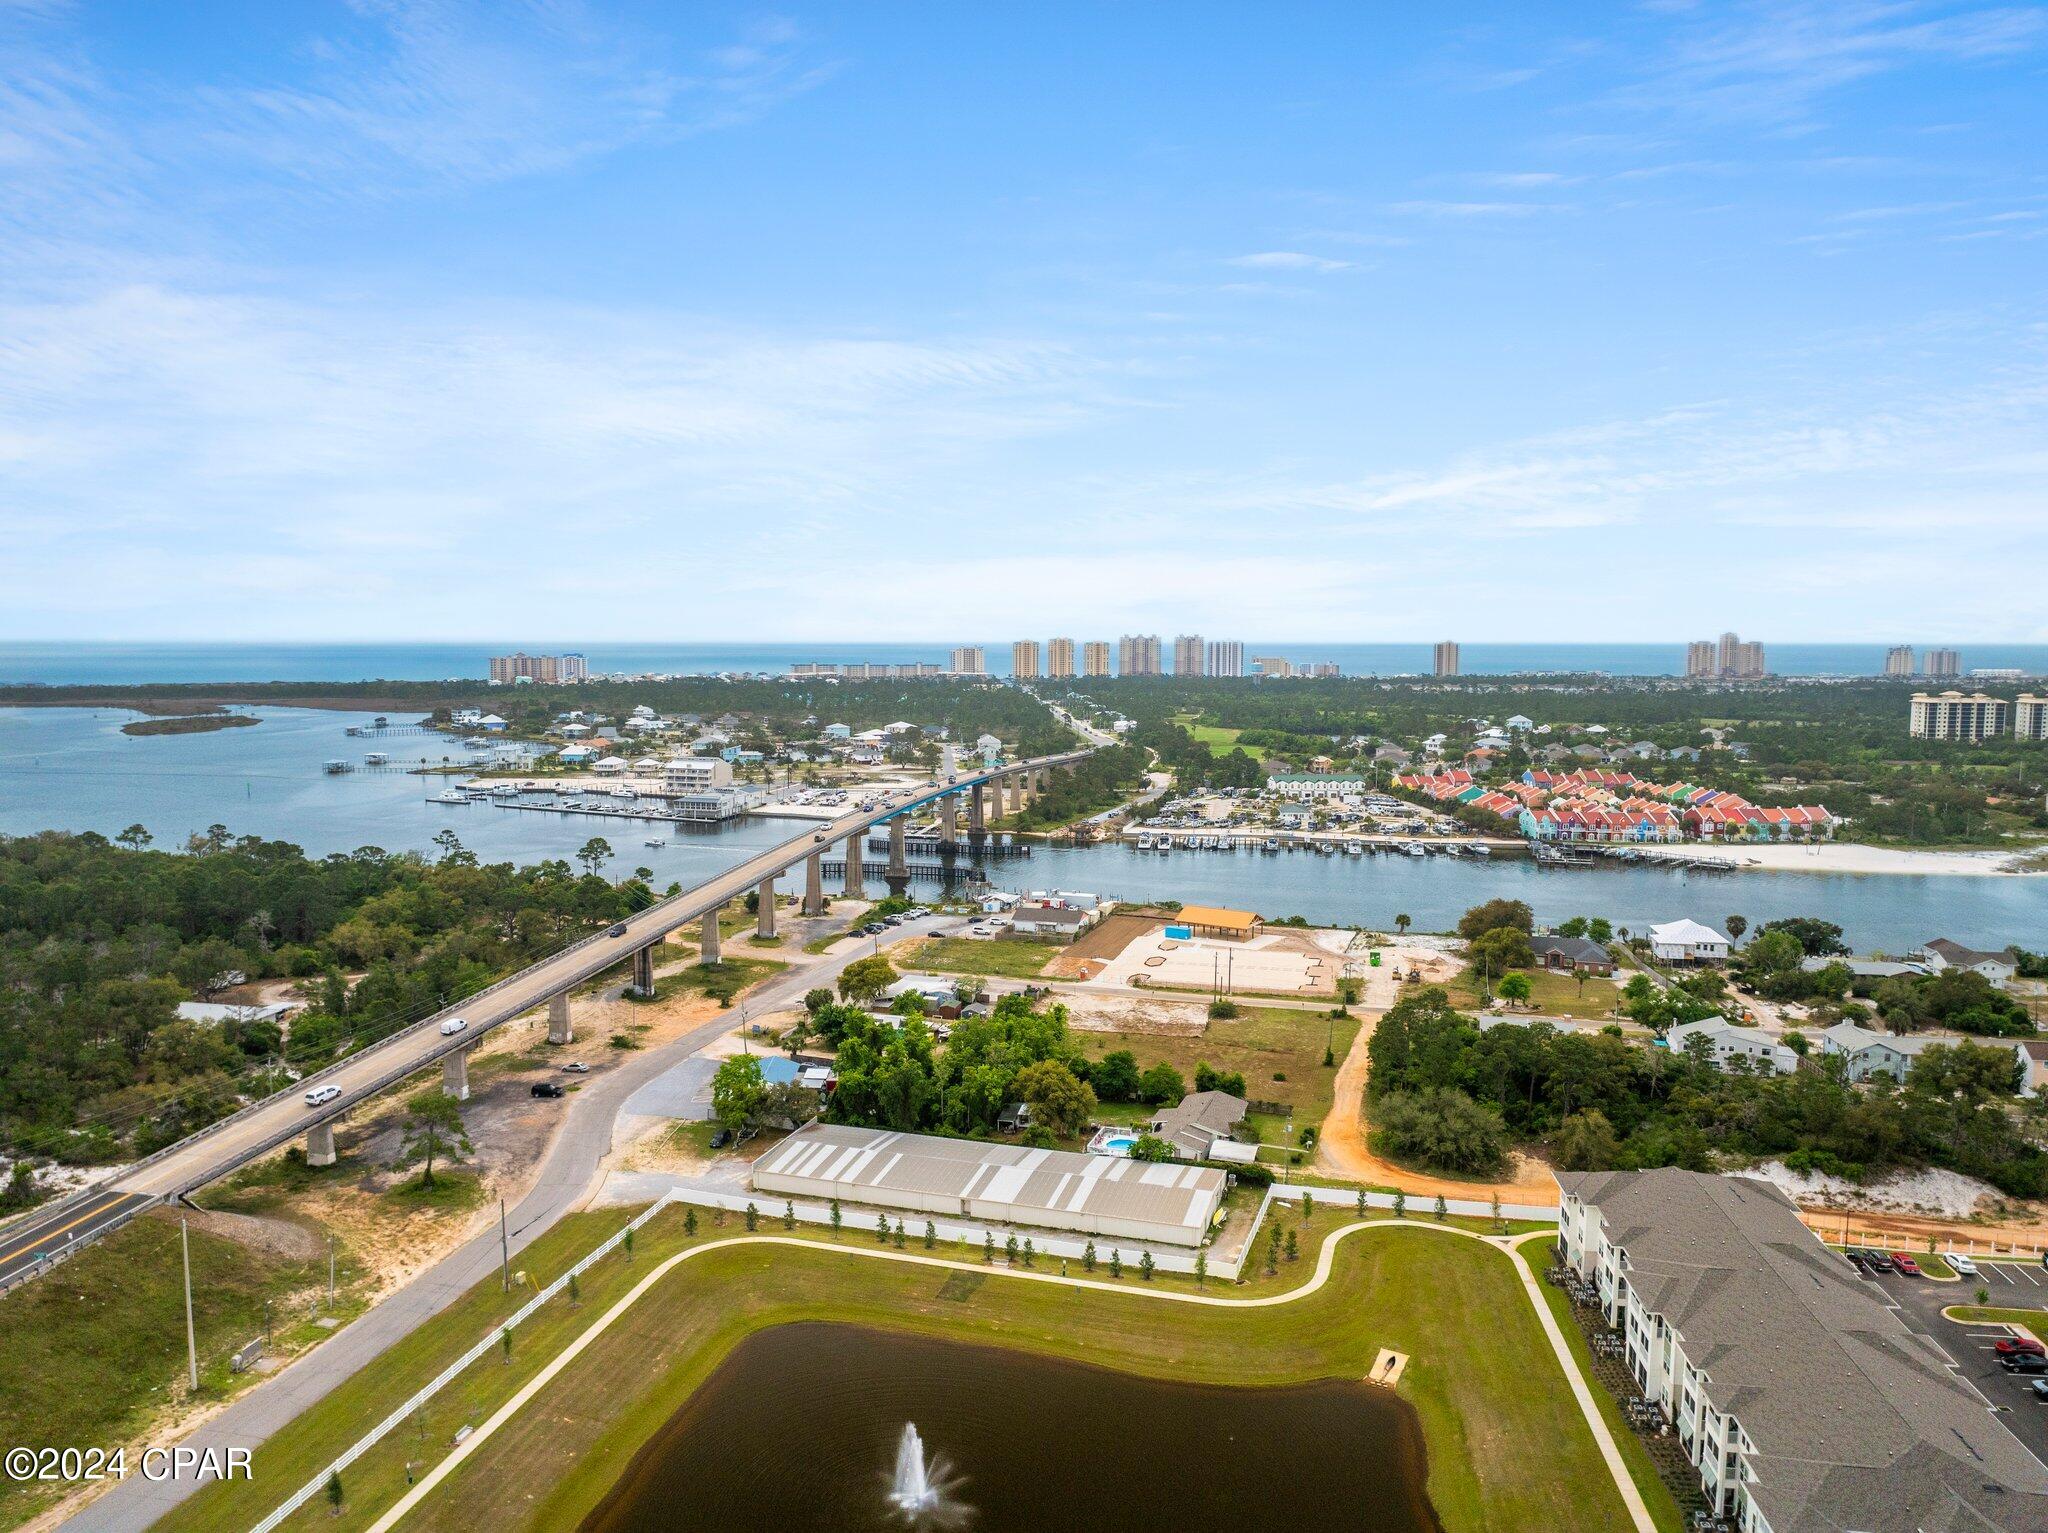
[
  {"x1": 0, "y1": 830, "x2": 649, "y2": 1163},
  {"x1": 997, "y1": 744, "x2": 1149, "y2": 829},
  {"x1": 1365, "y1": 988, "x2": 2048, "y2": 1198}
]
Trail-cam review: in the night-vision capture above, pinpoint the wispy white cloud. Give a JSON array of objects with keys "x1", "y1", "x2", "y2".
[{"x1": 1223, "y1": 250, "x2": 1353, "y2": 272}]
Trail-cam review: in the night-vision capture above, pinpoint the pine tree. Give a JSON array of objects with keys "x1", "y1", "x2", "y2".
[
  {"x1": 984, "y1": 1231, "x2": 995, "y2": 1264},
  {"x1": 1083, "y1": 1240, "x2": 1097, "y2": 1272},
  {"x1": 326, "y1": 1471, "x2": 343, "y2": 1514},
  {"x1": 1301, "y1": 1191, "x2": 1314, "y2": 1220},
  {"x1": 877, "y1": 1213, "x2": 891, "y2": 1243},
  {"x1": 684, "y1": 1208, "x2": 698, "y2": 1238},
  {"x1": 830, "y1": 1198, "x2": 843, "y2": 1236},
  {"x1": 1284, "y1": 1228, "x2": 1299, "y2": 1262},
  {"x1": 1139, "y1": 1251, "x2": 1156, "y2": 1281},
  {"x1": 1355, "y1": 1186, "x2": 1367, "y2": 1217},
  {"x1": 924, "y1": 1220, "x2": 936, "y2": 1249},
  {"x1": 1195, "y1": 1250, "x2": 1208, "y2": 1287},
  {"x1": 1022, "y1": 1237, "x2": 1035, "y2": 1267},
  {"x1": 893, "y1": 1219, "x2": 907, "y2": 1248},
  {"x1": 744, "y1": 1202, "x2": 759, "y2": 1231},
  {"x1": 1433, "y1": 1193, "x2": 1448, "y2": 1222},
  {"x1": 785, "y1": 1200, "x2": 797, "y2": 1230},
  {"x1": 1109, "y1": 1249, "x2": 1123, "y2": 1279},
  {"x1": 1393, "y1": 1190, "x2": 1406, "y2": 1218},
  {"x1": 1005, "y1": 1234, "x2": 1019, "y2": 1266}
]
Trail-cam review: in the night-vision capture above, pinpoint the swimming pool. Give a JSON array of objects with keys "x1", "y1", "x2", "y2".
[{"x1": 1103, "y1": 1135, "x2": 1137, "y2": 1153}]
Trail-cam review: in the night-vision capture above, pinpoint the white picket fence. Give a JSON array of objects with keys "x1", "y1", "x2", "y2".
[{"x1": 246, "y1": 1192, "x2": 677, "y2": 1533}]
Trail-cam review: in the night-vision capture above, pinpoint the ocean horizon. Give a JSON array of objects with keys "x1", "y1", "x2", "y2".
[{"x1": 4, "y1": 640, "x2": 2047, "y2": 686}]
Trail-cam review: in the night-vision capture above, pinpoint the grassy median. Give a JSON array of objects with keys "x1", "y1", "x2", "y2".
[{"x1": 164, "y1": 1209, "x2": 1638, "y2": 1533}]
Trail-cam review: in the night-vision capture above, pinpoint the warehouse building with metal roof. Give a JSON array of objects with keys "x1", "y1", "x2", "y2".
[{"x1": 751, "y1": 1122, "x2": 1226, "y2": 1248}]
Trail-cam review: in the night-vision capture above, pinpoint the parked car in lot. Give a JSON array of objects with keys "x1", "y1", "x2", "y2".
[
  {"x1": 1891, "y1": 1254, "x2": 1922, "y2": 1277},
  {"x1": 1950, "y1": 1254, "x2": 1979, "y2": 1277},
  {"x1": 531, "y1": 1081, "x2": 565, "y2": 1098},
  {"x1": 2001, "y1": 1352, "x2": 2048, "y2": 1375},
  {"x1": 1995, "y1": 1335, "x2": 2046, "y2": 1357},
  {"x1": 439, "y1": 1016, "x2": 469, "y2": 1036},
  {"x1": 2030, "y1": 1378, "x2": 2048, "y2": 1402},
  {"x1": 561, "y1": 1061, "x2": 590, "y2": 1074},
  {"x1": 303, "y1": 1083, "x2": 343, "y2": 1107}
]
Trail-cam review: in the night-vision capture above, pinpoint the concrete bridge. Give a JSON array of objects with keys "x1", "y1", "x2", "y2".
[{"x1": 0, "y1": 747, "x2": 1092, "y2": 1291}]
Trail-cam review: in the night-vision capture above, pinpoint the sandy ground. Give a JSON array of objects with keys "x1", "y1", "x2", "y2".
[{"x1": 1682, "y1": 840, "x2": 2045, "y2": 876}]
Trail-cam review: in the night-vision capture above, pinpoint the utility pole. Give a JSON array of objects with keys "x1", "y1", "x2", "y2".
[
  {"x1": 181, "y1": 1218, "x2": 199, "y2": 1393},
  {"x1": 327, "y1": 1234, "x2": 336, "y2": 1309},
  {"x1": 499, "y1": 1199, "x2": 510, "y2": 1293}
]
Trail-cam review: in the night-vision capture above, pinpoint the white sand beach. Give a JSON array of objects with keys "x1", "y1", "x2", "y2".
[{"x1": 1681, "y1": 841, "x2": 2044, "y2": 877}]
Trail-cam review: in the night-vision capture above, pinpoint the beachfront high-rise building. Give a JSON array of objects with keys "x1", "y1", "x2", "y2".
[
  {"x1": 1711, "y1": 632, "x2": 1766, "y2": 679},
  {"x1": 1207, "y1": 640, "x2": 1245, "y2": 678},
  {"x1": 1306, "y1": 661, "x2": 1340, "y2": 678},
  {"x1": 1925, "y1": 648, "x2": 1962, "y2": 678},
  {"x1": 1117, "y1": 634, "x2": 1162, "y2": 676},
  {"x1": 1884, "y1": 645, "x2": 1916, "y2": 678},
  {"x1": 1173, "y1": 635, "x2": 1206, "y2": 676},
  {"x1": 1011, "y1": 640, "x2": 1041, "y2": 680},
  {"x1": 1252, "y1": 655, "x2": 1293, "y2": 678},
  {"x1": 1909, "y1": 691, "x2": 2010, "y2": 742},
  {"x1": 489, "y1": 651, "x2": 582, "y2": 685},
  {"x1": 2016, "y1": 696, "x2": 2048, "y2": 742},
  {"x1": 1685, "y1": 641, "x2": 1717, "y2": 679},
  {"x1": 1046, "y1": 637, "x2": 1076, "y2": 679},
  {"x1": 949, "y1": 646, "x2": 987, "y2": 675},
  {"x1": 1433, "y1": 641, "x2": 1460, "y2": 678},
  {"x1": 1082, "y1": 641, "x2": 1112, "y2": 677}
]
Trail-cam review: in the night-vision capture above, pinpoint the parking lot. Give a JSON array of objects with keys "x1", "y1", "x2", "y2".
[{"x1": 1845, "y1": 1249, "x2": 2048, "y2": 1464}]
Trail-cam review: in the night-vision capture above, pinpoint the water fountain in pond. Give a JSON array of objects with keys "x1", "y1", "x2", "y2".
[{"x1": 886, "y1": 1422, "x2": 969, "y2": 1528}]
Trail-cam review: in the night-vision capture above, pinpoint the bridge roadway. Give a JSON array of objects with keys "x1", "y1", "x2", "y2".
[{"x1": 0, "y1": 748, "x2": 1090, "y2": 1290}]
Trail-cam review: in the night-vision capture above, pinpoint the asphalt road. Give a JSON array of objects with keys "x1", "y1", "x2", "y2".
[
  {"x1": 0, "y1": 749, "x2": 1086, "y2": 1290},
  {"x1": 61, "y1": 908, "x2": 961, "y2": 1532}
]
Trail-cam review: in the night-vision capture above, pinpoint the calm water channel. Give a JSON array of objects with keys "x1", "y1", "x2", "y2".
[
  {"x1": 577, "y1": 1322, "x2": 1442, "y2": 1533},
  {"x1": 1, "y1": 705, "x2": 2043, "y2": 949}
]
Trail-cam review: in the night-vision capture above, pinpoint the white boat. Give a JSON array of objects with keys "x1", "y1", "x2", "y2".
[
  {"x1": 431, "y1": 788, "x2": 468, "y2": 803},
  {"x1": 491, "y1": 783, "x2": 519, "y2": 797},
  {"x1": 644, "y1": 837, "x2": 665, "y2": 847},
  {"x1": 1404, "y1": 842, "x2": 1426, "y2": 857},
  {"x1": 1136, "y1": 833, "x2": 1152, "y2": 850},
  {"x1": 1346, "y1": 840, "x2": 1364, "y2": 856},
  {"x1": 365, "y1": 752, "x2": 388, "y2": 766},
  {"x1": 1263, "y1": 837, "x2": 1280, "y2": 852},
  {"x1": 1473, "y1": 844, "x2": 1491, "y2": 858}
]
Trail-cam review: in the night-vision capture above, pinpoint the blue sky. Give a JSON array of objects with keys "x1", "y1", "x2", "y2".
[{"x1": 2, "y1": 1, "x2": 2044, "y2": 643}]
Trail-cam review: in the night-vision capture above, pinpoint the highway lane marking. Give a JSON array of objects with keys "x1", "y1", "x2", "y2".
[{"x1": 0, "y1": 1191, "x2": 137, "y2": 1264}]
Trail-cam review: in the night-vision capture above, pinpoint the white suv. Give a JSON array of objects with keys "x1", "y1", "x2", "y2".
[
  {"x1": 304, "y1": 1084, "x2": 342, "y2": 1107},
  {"x1": 439, "y1": 1017, "x2": 469, "y2": 1037}
]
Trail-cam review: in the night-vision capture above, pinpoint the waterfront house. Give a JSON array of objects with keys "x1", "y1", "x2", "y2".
[
  {"x1": 1918, "y1": 938, "x2": 2017, "y2": 989},
  {"x1": 1530, "y1": 934, "x2": 1615, "y2": 976},
  {"x1": 1649, "y1": 919, "x2": 1731, "y2": 964}
]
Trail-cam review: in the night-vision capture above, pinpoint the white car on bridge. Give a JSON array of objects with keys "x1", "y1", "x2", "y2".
[
  {"x1": 303, "y1": 1084, "x2": 342, "y2": 1107},
  {"x1": 439, "y1": 1017, "x2": 469, "y2": 1036}
]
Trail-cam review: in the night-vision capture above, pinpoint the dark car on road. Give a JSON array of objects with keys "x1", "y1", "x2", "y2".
[
  {"x1": 608, "y1": 923, "x2": 628, "y2": 937},
  {"x1": 531, "y1": 1081, "x2": 565, "y2": 1098}
]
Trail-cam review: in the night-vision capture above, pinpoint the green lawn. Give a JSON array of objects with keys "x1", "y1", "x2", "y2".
[
  {"x1": 1945, "y1": 1306, "x2": 2048, "y2": 1329},
  {"x1": 0, "y1": 1211, "x2": 368, "y2": 1529},
  {"x1": 1444, "y1": 966, "x2": 1620, "y2": 1019},
  {"x1": 162, "y1": 1210, "x2": 1637, "y2": 1533},
  {"x1": 901, "y1": 934, "x2": 1058, "y2": 979},
  {"x1": 1072, "y1": 1005, "x2": 1357, "y2": 1135}
]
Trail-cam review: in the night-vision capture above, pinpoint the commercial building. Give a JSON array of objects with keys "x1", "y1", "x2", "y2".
[
  {"x1": 1883, "y1": 645, "x2": 1915, "y2": 678},
  {"x1": 1172, "y1": 634, "x2": 1206, "y2": 676},
  {"x1": 1205, "y1": 639, "x2": 1245, "y2": 678},
  {"x1": 1266, "y1": 771, "x2": 1367, "y2": 798},
  {"x1": 1173, "y1": 904, "x2": 1261, "y2": 940},
  {"x1": 1117, "y1": 634, "x2": 1162, "y2": 676},
  {"x1": 1082, "y1": 641, "x2": 1112, "y2": 677},
  {"x1": 1304, "y1": 661, "x2": 1341, "y2": 678},
  {"x1": 1924, "y1": 647, "x2": 1961, "y2": 678},
  {"x1": 1046, "y1": 637, "x2": 1076, "y2": 679},
  {"x1": 558, "y1": 653, "x2": 588, "y2": 682},
  {"x1": 789, "y1": 662, "x2": 945, "y2": 679},
  {"x1": 1433, "y1": 640, "x2": 1460, "y2": 677},
  {"x1": 949, "y1": 646, "x2": 987, "y2": 675},
  {"x1": 2017, "y1": 694, "x2": 2048, "y2": 741},
  {"x1": 1556, "y1": 1168, "x2": 2048, "y2": 1532},
  {"x1": 751, "y1": 1122, "x2": 1226, "y2": 1248},
  {"x1": 1251, "y1": 655, "x2": 1292, "y2": 678},
  {"x1": 1011, "y1": 640, "x2": 1041, "y2": 680},
  {"x1": 1908, "y1": 691, "x2": 2009, "y2": 742},
  {"x1": 1684, "y1": 640, "x2": 1716, "y2": 679}
]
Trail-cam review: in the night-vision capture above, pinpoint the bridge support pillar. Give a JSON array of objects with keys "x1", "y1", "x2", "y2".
[
  {"x1": 441, "y1": 1046, "x2": 470, "y2": 1102},
  {"x1": 939, "y1": 794, "x2": 958, "y2": 846},
  {"x1": 700, "y1": 905, "x2": 724, "y2": 965},
  {"x1": 631, "y1": 944, "x2": 655, "y2": 997},
  {"x1": 803, "y1": 852, "x2": 826, "y2": 915},
  {"x1": 886, "y1": 818, "x2": 910, "y2": 898},
  {"x1": 547, "y1": 991, "x2": 573, "y2": 1045},
  {"x1": 756, "y1": 876, "x2": 778, "y2": 939},
  {"x1": 993, "y1": 774, "x2": 1009, "y2": 818},
  {"x1": 842, "y1": 834, "x2": 864, "y2": 897},
  {"x1": 968, "y1": 784, "x2": 986, "y2": 834},
  {"x1": 306, "y1": 1122, "x2": 336, "y2": 1168}
]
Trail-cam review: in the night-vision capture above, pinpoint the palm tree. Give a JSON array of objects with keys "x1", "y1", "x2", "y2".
[
  {"x1": 1726, "y1": 914, "x2": 1748, "y2": 944},
  {"x1": 1394, "y1": 913, "x2": 1412, "y2": 936}
]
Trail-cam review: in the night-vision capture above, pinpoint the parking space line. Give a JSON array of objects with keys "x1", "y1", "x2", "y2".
[{"x1": 2020, "y1": 1265, "x2": 2042, "y2": 1287}]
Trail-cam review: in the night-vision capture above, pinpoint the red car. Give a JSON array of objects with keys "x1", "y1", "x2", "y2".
[
  {"x1": 1996, "y1": 1336, "x2": 2046, "y2": 1357},
  {"x1": 1891, "y1": 1254, "x2": 1922, "y2": 1277}
]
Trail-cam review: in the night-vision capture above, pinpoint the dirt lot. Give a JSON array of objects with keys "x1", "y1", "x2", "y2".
[{"x1": 1045, "y1": 910, "x2": 1161, "y2": 979}]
